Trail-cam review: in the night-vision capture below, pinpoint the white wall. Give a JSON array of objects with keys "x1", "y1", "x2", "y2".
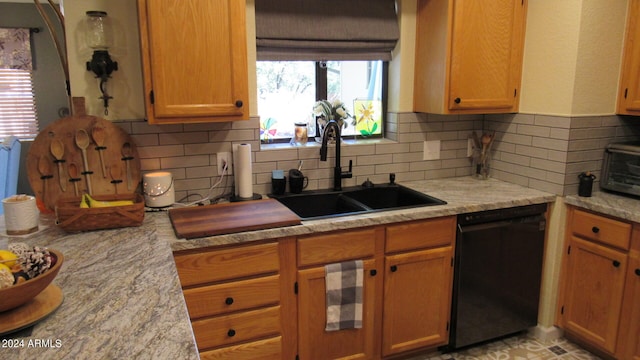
[
  {"x1": 63, "y1": 0, "x2": 144, "y2": 120},
  {"x1": 520, "y1": 0, "x2": 628, "y2": 116}
]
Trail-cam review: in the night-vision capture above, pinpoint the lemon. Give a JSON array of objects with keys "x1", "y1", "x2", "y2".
[
  {"x1": 0, "y1": 250, "x2": 18, "y2": 268},
  {"x1": 0, "y1": 263, "x2": 10, "y2": 272}
]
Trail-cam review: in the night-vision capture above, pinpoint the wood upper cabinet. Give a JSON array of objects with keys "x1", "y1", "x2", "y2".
[
  {"x1": 617, "y1": 0, "x2": 640, "y2": 115},
  {"x1": 557, "y1": 207, "x2": 633, "y2": 356},
  {"x1": 414, "y1": 0, "x2": 527, "y2": 114},
  {"x1": 137, "y1": 0, "x2": 249, "y2": 124}
]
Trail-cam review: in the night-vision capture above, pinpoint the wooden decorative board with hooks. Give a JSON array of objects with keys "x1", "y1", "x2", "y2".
[{"x1": 26, "y1": 115, "x2": 141, "y2": 211}]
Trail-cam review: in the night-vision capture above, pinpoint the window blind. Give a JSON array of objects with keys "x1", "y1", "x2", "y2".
[
  {"x1": 0, "y1": 69, "x2": 39, "y2": 139},
  {"x1": 255, "y1": 0, "x2": 400, "y2": 61}
]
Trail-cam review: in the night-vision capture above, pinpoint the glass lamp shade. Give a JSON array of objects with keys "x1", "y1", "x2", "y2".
[{"x1": 85, "y1": 10, "x2": 111, "y2": 50}]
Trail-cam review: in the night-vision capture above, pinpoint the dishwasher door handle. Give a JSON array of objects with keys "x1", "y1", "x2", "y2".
[{"x1": 457, "y1": 215, "x2": 545, "y2": 233}]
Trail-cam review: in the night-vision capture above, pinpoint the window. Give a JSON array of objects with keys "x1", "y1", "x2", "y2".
[
  {"x1": 257, "y1": 60, "x2": 386, "y2": 142},
  {"x1": 0, "y1": 69, "x2": 38, "y2": 139},
  {"x1": 254, "y1": 0, "x2": 398, "y2": 143},
  {"x1": 0, "y1": 28, "x2": 39, "y2": 140}
]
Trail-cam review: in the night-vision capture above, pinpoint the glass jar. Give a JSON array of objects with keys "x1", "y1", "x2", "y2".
[
  {"x1": 471, "y1": 148, "x2": 491, "y2": 180},
  {"x1": 293, "y1": 122, "x2": 308, "y2": 145},
  {"x1": 85, "y1": 11, "x2": 111, "y2": 50}
]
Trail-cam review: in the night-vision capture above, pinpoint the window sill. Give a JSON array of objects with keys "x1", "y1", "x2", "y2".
[{"x1": 259, "y1": 137, "x2": 397, "y2": 151}]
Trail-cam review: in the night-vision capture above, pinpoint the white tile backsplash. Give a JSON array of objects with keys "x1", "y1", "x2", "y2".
[{"x1": 117, "y1": 111, "x2": 640, "y2": 200}]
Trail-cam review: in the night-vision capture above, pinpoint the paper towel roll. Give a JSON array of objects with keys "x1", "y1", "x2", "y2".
[{"x1": 235, "y1": 143, "x2": 253, "y2": 198}]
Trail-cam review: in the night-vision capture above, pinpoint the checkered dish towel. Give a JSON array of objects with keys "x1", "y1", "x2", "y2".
[{"x1": 325, "y1": 260, "x2": 364, "y2": 331}]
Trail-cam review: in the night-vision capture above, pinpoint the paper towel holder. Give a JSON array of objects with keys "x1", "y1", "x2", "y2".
[{"x1": 231, "y1": 193, "x2": 262, "y2": 202}]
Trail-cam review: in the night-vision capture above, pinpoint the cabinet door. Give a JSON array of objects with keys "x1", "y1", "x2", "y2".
[
  {"x1": 382, "y1": 246, "x2": 453, "y2": 356},
  {"x1": 138, "y1": 0, "x2": 249, "y2": 124},
  {"x1": 617, "y1": 0, "x2": 640, "y2": 115},
  {"x1": 560, "y1": 236, "x2": 628, "y2": 354},
  {"x1": 448, "y1": 0, "x2": 527, "y2": 112},
  {"x1": 297, "y1": 259, "x2": 378, "y2": 360},
  {"x1": 619, "y1": 254, "x2": 640, "y2": 360}
]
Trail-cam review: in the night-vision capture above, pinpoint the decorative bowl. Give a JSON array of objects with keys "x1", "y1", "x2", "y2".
[{"x1": 0, "y1": 249, "x2": 63, "y2": 313}]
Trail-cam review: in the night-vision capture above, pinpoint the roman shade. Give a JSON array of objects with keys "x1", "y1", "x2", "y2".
[{"x1": 255, "y1": 0, "x2": 400, "y2": 61}]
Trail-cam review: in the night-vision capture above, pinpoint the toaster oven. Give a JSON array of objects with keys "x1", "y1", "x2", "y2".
[{"x1": 601, "y1": 141, "x2": 640, "y2": 197}]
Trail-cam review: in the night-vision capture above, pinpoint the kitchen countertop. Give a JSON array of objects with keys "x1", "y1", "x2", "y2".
[
  {"x1": 0, "y1": 217, "x2": 199, "y2": 360},
  {"x1": 0, "y1": 177, "x2": 557, "y2": 359},
  {"x1": 168, "y1": 177, "x2": 558, "y2": 252},
  {"x1": 565, "y1": 190, "x2": 640, "y2": 223}
]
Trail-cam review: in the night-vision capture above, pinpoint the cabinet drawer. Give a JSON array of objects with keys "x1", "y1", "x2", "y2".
[
  {"x1": 184, "y1": 275, "x2": 280, "y2": 319},
  {"x1": 297, "y1": 228, "x2": 377, "y2": 267},
  {"x1": 174, "y1": 242, "x2": 279, "y2": 287},
  {"x1": 386, "y1": 216, "x2": 455, "y2": 253},
  {"x1": 199, "y1": 336, "x2": 282, "y2": 360},
  {"x1": 192, "y1": 306, "x2": 281, "y2": 350},
  {"x1": 571, "y1": 209, "x2": 631, "y2": 250}
]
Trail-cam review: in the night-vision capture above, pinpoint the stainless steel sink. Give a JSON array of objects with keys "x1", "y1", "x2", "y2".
[{"x1": 271, "y1": 184, "x2": 446, "y2": 220}]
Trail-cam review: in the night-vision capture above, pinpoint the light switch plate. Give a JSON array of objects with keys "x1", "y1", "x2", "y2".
[{"x1": 423, "y1": 140, "x2": 441, "y2": 160}]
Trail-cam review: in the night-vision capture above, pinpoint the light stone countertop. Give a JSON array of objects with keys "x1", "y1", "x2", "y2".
[
  {"x1": 565, "y1": 190, "x2": 640, "y2": 223},
  {"x1": 0, "y1": 176, "x2": 559, "y2": 358},
  {"x1": 0, "y1": 217, "x2": 199, "y2": 360},
  {"x1": 168, "y1": 177, "x2": 558, "y2": 252}
]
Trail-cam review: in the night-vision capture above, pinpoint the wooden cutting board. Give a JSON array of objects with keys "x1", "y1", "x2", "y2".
[
  {"x1": 169, "y1": 199, "x2": 301, "y2": 239},
  {"x1": 26, "y1": 114, "x2": 141, "y2": 211}
]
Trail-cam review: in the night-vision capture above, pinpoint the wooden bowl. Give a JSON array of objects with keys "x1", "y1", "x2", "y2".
[{"x1": 0, "y1": 249, "x2": 63, "y2": 313}]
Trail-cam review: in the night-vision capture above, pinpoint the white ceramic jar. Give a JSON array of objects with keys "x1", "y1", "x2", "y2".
[{"x1": 142, "y1": 172, "x2": 175, "y2": 208}]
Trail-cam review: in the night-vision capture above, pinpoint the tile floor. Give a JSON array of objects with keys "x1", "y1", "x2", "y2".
[{"x1": 407, "y1": 333, "x2": 602, "y2": 360}]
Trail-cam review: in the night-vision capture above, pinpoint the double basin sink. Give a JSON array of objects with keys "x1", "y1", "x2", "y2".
[{"x1": 271, "y1": 183, "x2": 447, "y2": 220}]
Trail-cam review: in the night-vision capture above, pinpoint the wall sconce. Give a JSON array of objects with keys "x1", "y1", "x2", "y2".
[{"x1": 85, "y1": 10, "x2": 118, "y2": 115}]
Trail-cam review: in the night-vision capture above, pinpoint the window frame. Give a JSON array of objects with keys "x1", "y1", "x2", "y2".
[{"x1": 258, "y1": 60, "x2": 388, "y2": 144}]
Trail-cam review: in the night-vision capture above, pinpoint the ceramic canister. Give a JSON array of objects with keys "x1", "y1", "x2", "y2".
[
  {"x1": 2, "y1": 194, "x2": 39, "y2": 235},
  {"x1": 143, "y1": 172, "x2": 175, "y2": 207}
]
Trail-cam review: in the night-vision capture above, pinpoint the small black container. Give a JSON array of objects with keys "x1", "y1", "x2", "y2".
[
  {"x1": 271, "y1": 176, "x2": 286, "y2": 195},
  {"x1": 578, "y1": 172, "x2": 596, "y2": 197}
]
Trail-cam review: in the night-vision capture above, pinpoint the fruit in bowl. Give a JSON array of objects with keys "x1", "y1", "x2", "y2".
[{"x1": 0, "y1": 245, "x2": 63, "y2": 313}]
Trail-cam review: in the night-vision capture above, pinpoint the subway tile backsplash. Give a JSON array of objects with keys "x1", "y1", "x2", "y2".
[
  {"x1": 115, "y1": 112, "x2": 640, "y2": 202},
  {"x1": 487, "y1": 113, "x2": 640, "y2": 195}
]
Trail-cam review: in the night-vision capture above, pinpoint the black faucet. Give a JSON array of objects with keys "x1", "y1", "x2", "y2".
[{"x1": 320, "y1": 120, "x2": 352, "y2": 191}]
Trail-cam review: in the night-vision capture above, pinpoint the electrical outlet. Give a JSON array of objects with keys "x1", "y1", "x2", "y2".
[
  {"x1": 423, "y1": 140, "x2": 441, "y2": 160},
  {"x1": 216, "y1": 152, "x2": 232, "y2": 175}
]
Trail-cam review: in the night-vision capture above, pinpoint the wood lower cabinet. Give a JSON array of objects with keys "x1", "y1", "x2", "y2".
[
  {"x1": 174, "y1": 240, "x2": 296, "y2": 359},
  {"x1": 559, "y1": 236, "x2": 627, "y2": 353},
  {"x1": 296, "y1": 228, "x2": 383, "y2": 360},
  {"x1": 382, "y1": 247, "x2": 453, "y2": 356},
  {"x1": 382, "y1": 217, "x2": 456, "y2": 357},
  {"x1": 295, "y1": 217, "x2": 456, "y2": 359},
  {"x1": 297, "y1": 259, "x2": 379, "y2": 360},
  {"x1": 557, "y1": 207, "x2": 640, "y2": 358},
  {"x1": 175, "y1": 216, "x2": 457, "y2": 359},
  {"x1": 617, "y1": 227, "x2": 640, "y2": 360}
]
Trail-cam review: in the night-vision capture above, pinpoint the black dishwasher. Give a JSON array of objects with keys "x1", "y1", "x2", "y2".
[{"x1": 446, "y1": 203, "x2": 547, "y2": 351}]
